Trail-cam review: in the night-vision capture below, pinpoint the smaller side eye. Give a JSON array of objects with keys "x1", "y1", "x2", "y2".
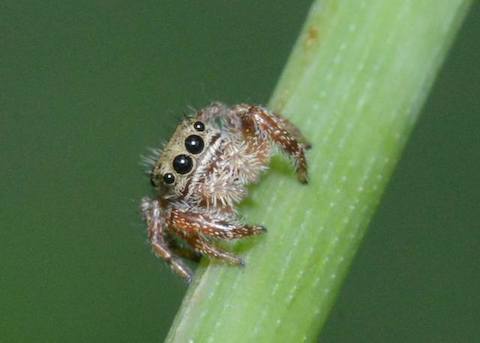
[
  {"x1": 193, "y1": 121, "x2": 205, "y2": 132},
  {"x1": 163, "y1": 173, "x2": 175, "y2": 184},
  {"x1": 185, "y1": 135, "x2": 204, "y2": 154}
]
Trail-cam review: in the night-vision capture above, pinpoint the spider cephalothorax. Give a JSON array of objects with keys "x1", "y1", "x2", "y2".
[{"x1": 141, "y1": 103, "x2": 310, "y2": 282}]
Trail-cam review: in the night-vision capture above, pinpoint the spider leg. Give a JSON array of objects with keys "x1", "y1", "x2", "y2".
[
  {"x1": 201, "y1": 224, "x2": 267, "y2": 240},
  {"x1": 165, "y1": 235, "x2": 202, "y2": 262},
  {"x1": 169, "y1": 209, "x2": 265, "y2": 265},
  {"x1": 197, "y1": 102, "x2": 229, "y2": 121},
  {"x1": 169, "y1": 208, "x2": 266, "y2": 240},
  {"x1": 141, "y1": 197, "x2": 193, "y2": 282},
  {"x1": 229, "y1": 104, "x2": 309, "y2": 183},
  {"x1": 274, "y1": 115, "x2": 312, "y2": 149},
  {"x1": 151, "y1": 237, "x2": 193, "y2": 282},
  {"x1": 189, "y1": 235, "x2": 244, "y2": 266}
]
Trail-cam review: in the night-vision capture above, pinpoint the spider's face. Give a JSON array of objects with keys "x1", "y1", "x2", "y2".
[{"x1": 150, "y1": 117, "x2": 217, "y2": 197}]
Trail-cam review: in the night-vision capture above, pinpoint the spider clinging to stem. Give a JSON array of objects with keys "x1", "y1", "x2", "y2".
[{"x1": 141, "y1": 102, "x2": 310, "y2": 282}]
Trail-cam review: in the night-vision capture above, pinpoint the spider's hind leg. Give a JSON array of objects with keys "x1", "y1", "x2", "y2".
[
  {"x1": 230, "y1": 104, "x2": 310, "y2": 183},
  {"x1": 275, "y1": 115, "x2": 312, "y2": 149}
]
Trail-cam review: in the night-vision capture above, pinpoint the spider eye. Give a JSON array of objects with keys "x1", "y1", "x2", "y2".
[
  {"x1": 193, "y1": 121, "x2": 205, "y2": 132},
  {"x1": 172, "y1": 154, "x2": 193, "y2": 174},
  {"x1": 163, "y1": 173, "x2": 175, "y2": 184},
  {"x1": 185, "y1": 135, "x2": 204, "y2": 154}
]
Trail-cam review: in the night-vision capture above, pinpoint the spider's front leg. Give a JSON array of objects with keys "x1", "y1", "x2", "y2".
[
  {"x1": 141, "y1": 198, "x2": 193, "y2": 282},
  {"x1": 168, "y1": 209, "x2": 266, "y2": 265}
]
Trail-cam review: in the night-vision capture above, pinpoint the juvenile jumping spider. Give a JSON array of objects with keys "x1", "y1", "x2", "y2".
[{"x1": 141, "y1": 103, "x2": 310, "y2": 282}]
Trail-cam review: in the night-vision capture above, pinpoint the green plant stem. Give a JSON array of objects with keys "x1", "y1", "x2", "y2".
[{"x1": 166, "y1": 1, "x2": 472, "y2": 342}]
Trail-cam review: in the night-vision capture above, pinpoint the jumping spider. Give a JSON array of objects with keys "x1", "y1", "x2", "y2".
[{"x1": 141, "y1": 103, "x2": 310, "y2": 282}]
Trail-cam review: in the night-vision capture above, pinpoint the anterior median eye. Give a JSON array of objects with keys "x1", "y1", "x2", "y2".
[
  {"x1": 185, "y1": 135, "x2": 204, "y2": 154},
  {"x1": 173, "y1": 154, "x2": 193, "y2": 174}
]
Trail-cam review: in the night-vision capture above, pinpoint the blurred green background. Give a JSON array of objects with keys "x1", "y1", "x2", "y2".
[{"x1": 1, "y1": 1, "x2": 478, "y2": 342}]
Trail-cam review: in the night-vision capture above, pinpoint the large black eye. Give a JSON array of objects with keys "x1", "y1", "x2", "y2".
[
  {"x1": 173, "y1": 154, "x2": 193, "y2": 174},
  {"x1": 185, "y1": 135, "x2": 204, "y2": 154},
  {"x1": 193, "y1": 121, "x2": 205, "y2": 132},
  {"x1": 163, "y1": 173, "x2": 175, "y2": 184}
]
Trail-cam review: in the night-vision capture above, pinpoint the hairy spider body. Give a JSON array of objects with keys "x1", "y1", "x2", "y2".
[{"x1": 141, "y1": 103, "x2": 310, "y2": 282}]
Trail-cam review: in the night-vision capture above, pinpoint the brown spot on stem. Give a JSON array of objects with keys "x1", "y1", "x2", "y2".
[{"x1": 305, "y1": 26, "x2": 319, "y2": 49}]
